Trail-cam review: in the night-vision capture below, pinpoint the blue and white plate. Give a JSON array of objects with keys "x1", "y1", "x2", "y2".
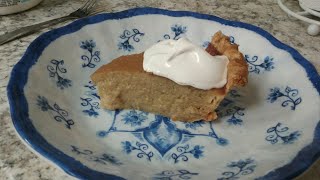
[{"x1": 7, "y1": 8, "x2": 320, "y2": 180}]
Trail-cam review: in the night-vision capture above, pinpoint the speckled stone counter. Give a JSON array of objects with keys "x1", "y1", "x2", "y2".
[{"x1": 0, "y1": 0, "x2": 319, "y2": 179}]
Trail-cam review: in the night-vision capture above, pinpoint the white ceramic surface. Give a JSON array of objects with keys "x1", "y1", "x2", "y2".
[
  {"x1": 300, "y1": 0, "x2": 320, "y2": 11},
  {"x1": 7, "y1": 8, "x2": 320, "y2": 180},
  {"x1": 0, "y1": 0, "x2": 42, "y2": 15}
]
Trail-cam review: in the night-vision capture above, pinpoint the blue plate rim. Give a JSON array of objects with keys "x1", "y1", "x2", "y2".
[{"x1": 6, "y1": 7, "x2": 320, "y2": 180}]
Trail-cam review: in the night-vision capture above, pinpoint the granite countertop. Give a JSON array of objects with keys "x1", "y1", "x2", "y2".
[{"x1": 0, "y1": 0, "x2": 319, "y2": 179}]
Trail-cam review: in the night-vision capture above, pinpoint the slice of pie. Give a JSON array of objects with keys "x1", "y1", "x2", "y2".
[{"x1": 91, "y1": 31, "x2": 248, "y2": 122}]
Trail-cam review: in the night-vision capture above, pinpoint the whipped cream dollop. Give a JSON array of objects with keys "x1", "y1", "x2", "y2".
[{"x1": 143, "y1": 38, "x2": 229, "y2": 90}]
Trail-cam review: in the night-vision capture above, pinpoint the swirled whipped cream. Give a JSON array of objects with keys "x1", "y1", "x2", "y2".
[{"x1": 143, "y1": 38, "x2": 229, "y2": 90}]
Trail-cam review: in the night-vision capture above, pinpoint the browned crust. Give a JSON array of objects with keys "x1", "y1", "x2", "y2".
[{"x1": 210, "y1": 31, "x2": 248, "y2": 90}]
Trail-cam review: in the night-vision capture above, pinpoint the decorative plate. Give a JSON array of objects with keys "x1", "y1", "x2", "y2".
[{"x1": 7, "y1": 7, "x2": 320, "y2": 180}]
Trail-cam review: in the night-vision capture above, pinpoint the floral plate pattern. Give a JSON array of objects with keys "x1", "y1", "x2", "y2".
[{"x1": 7, "y1": 8, "x2": 320, "y2": 180}]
